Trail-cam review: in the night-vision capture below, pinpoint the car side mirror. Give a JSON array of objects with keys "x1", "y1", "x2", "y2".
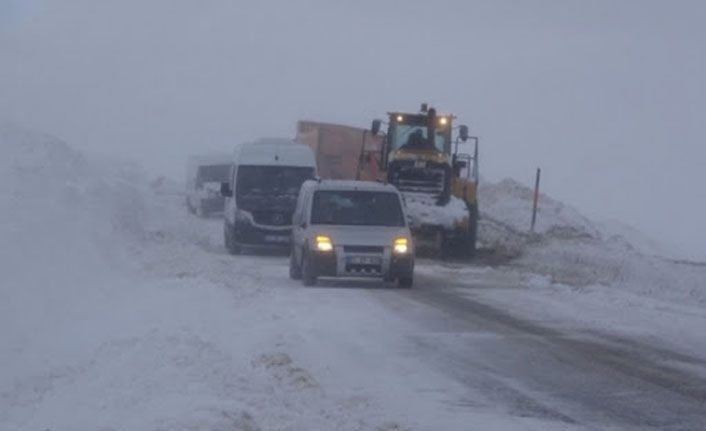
[
  {"x1": 220, "y1": 182, "x2": 233, "y2": 197},
  {"x1": 371, "y1": 119, "x2": 382, "y2": 136}
]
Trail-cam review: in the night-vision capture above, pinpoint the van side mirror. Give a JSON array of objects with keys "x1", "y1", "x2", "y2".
[
  {"x1": 371, "y1": 119, "x2": 382, "y2": 136},
  {"x1": 220, "y1": 182, "x2": 233, "y2": 197},
  {"x1": 459, "y1": 125, "x2": 469, "y2": 142}
]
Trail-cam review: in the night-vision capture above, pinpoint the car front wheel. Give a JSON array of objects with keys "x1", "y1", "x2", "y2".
[
  {"x1": 289, "y1": 248, "x2": 302, "y2": 280},
  {"x1": 301, "y1": 252, "x2": 317, "y2": 286},
  {"x1": 398, "y1": 276, "x2": 413, "y2": 289}
]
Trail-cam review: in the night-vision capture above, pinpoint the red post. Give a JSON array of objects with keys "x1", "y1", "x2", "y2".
[{"x1": 531, "y1": 168, "x2": 541, "y2": 233}]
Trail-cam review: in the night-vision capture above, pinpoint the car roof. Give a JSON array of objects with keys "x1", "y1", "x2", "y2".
[{"x1": 302, "y1": 179, "x2": 400, "y2": 194}]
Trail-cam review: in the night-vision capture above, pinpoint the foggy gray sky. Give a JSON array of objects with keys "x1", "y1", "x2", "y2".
[{"x1": 1, "y1": 0, "x2": 705, "y2": 260}]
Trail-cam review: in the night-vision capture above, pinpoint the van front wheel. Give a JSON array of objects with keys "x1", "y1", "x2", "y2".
[{"x1": 224, "y1": 222, "x2": 241, "y2": 255}]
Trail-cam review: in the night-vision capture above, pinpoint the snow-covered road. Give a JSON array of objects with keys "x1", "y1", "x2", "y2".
[
  {"x1": 119, "y1": 199, "x2": 706, "y2": 430},
  {"x1": 187, "y1": 216, "x2": 706, "y2": 431},
  {"x1": 3, "y1": 126, "x2": 706, "y2": 430}
]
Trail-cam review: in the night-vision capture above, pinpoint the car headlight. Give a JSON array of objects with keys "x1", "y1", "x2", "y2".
[
  {"x1": 393, "y1": 237, "x2": 409, "y2": 254},
  {"x1": 315, "y1": 235, "x2": 333, "y2": 252}
]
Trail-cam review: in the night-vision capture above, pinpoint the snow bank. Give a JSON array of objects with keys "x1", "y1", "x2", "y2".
[
  {"x1": 480, "y1": 178, "x2": 598, "y2": 238},
  {"x1": 476, "y1": 178, "x2": 599, "y2": 256},
  {"x1": 477, "y1": 177, "x2": 706, "y2": 306}
]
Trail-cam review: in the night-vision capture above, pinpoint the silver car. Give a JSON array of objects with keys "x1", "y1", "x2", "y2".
[{"x1": 290, "y1": 180, "x2": 415, "y2": 287}]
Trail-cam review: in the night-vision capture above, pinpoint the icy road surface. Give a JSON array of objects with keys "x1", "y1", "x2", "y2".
[
  {"x1": 2, "y1": 128, "x2": 706, "y2": 430},
  {"x1": 4, "y1": 187, "x2": 706, "y2": 430},
  {"x1": 118, "y1": 200, "x2": 706, "y2": 430}
]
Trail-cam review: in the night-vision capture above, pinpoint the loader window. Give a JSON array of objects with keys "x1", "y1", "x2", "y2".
[
  {"x1": 311, "y1": 190, "x2": 405, "y2": 227},
  {"x1": 390, "y1": 124, "x2": 449, "y2": 153}
]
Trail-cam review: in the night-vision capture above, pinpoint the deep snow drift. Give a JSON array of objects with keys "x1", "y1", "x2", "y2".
[
  {"x1": 477, "y1": 178, "x2": 706, "y2": 306},
  {"x1": 2, "y1": 122, "x2": 705, "y2": 430}
]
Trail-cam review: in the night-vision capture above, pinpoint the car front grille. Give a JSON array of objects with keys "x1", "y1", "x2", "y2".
[{"x1": 343, "y1": 245, "x2": 384, "y2": 254}]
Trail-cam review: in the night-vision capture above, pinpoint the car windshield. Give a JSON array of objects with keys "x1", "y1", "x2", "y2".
[
  {"x1": 196, "y1": 164, "x2": 230, "y2": 185},
  {"x1": 236, "y1": 165, "x2": 315, "y2": 197},
  {"x1": 311, "y1": 190, "x2": 405, "y2": 226}
]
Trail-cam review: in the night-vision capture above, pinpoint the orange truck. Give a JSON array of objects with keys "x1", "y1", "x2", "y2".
[
  {"x1": 296, "y1": 121, "x2": 384, "y2": 181},
  {"x1": 296, "y1": 105, "x2": 479, "y2": 258}
]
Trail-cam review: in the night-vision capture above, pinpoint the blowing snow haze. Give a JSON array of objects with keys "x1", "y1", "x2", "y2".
[{"x1": 1, "y1": 0, "x2": 705, "y2": 260}]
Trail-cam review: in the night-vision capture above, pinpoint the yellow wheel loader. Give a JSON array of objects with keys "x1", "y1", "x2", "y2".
[{"x1": 296, "y1": 104, "x2": 479, "y2": 258}]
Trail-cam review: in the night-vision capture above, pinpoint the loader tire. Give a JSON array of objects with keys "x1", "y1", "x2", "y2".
[{"x1": 465, "y1": 204, "x2": 478, "y2": 259}]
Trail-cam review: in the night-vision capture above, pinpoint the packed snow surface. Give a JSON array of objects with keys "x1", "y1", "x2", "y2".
[
  {"x1": 2, "y1": 122, "x2": 705, "y2": 430},
  {"x1": 405, "y1": 194, "x2": 469, "y2": 228},
  {"x1": 477, "y1": 178, "x2": 706, "y2": 306}
]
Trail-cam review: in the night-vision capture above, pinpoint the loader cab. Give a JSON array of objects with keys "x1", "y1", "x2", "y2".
[
  {"x1": 375, "y1": 107, "x2": 456, "y2": 204},
  {"x1": 386, "y1": 111, "x2": 453, "y2": 155}
]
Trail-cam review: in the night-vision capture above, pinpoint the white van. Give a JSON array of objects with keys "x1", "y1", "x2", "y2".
[
  {"x1": 185, "y1": 155, "x2": 231, "y2": 216},
  {"x1": 290, "y1": 180, "x2": 415, "y2": 287},
  {"x1": 220, "y1": 138, "x2": 317, "y2": 254}
]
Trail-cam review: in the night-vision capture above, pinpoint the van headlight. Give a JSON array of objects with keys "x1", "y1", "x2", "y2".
[
  {"x1": 393, "y1": 237, "x2": 409, "y2": 254},
  {"x1": 315, "y1": 235, "x2": 333, "y2": 252}
]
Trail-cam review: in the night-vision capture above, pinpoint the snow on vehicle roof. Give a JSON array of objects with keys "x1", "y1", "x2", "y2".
[
  {"x1": 186, "y1": 154, "x2": 231, "y2": 180},
  {"x1": 233, "y1": 138, "x2": 315, "y2": 167},
  {"x1": 304, "y1": 179, "x2": 400, "y2": 193},
  {"x1": 187, "y1": 154, "x2": 231, "y2": 164}
]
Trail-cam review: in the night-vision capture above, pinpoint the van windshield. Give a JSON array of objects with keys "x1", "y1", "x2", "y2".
[
  {"x1": 311, "y1": 190, "x2": 405, "y2": 227},
  {"x1": 236, "y1": 166, "x2": 315, "y2": 197}
]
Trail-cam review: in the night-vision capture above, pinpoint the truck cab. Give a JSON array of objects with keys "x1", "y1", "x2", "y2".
[{"x1": 221, "y1": 138, "x2": 317, "y2": 254}]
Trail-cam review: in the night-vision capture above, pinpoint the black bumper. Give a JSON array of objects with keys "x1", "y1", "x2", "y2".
[
  {"x1": 308, "y1": 251, "x2": 338, "y2": 277},
  {"x1": 389, "y1": 255, "x2": 414, "y2": 279},
  {"x1": 234, "y1": 221, "x2": 291, "y2": 246},
  {"x1": 308, "y1": 251, "x2": 414, "y2": 279}
]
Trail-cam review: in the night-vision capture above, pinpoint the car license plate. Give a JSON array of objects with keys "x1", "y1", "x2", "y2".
[
  {"x1": 347, "y1": 256, "x2": 381, "y2": 265},
  {"x1": 264, "y1": 235, "x2": 289, "y2": 243},
  {"x1": 414, "y1": 160, "x2": 427, "y2": 168}
]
